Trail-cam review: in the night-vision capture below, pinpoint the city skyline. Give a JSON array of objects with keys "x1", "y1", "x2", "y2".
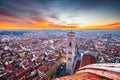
[
  {"x1": 0, "y1": 30, "x2": 120, "y2": 80},
  {"x1": 0, "y1": 0, "x2": 120, "y2": 30}
]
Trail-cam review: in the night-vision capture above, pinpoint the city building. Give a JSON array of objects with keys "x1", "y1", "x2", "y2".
[{"x1": 81, "y1": 54, "x2": 96, "y2": 67}]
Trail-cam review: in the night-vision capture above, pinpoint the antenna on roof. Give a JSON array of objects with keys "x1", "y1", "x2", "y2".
[
  {"x1": 71, "y1": 18, "x2": 73, "y2": 32},
  {"x1": 69, "y1": 15, "x2": 74, "y2": 32},
  {"x1": 71, "y1": 24, "x2": 72, "y2": 32}
]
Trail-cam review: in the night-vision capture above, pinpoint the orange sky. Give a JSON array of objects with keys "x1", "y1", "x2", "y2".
[
  {"x1": 0, "y1": 0, "x2": 120, "y2": 30},
  {"x1": 0, "y1": 19, "x2": 120, "y2": 30}
]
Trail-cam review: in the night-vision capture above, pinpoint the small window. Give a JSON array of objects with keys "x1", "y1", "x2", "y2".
[
  {"x1": 68, "y1": 52, "x2": 72, "y2": 54},
  {"x1": 68, "y1": 57, "x2": 72, "y2": 61},
  {"x1": 69, "y1": 42, "x2": 72, "y2": 47}
]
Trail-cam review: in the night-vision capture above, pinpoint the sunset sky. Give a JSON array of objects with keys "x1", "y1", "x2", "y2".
[{"x1": 0, "y1": 0, "x2": 120, "y2": 30}]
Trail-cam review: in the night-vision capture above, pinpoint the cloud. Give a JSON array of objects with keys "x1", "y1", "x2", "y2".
[
  {"x1": 48, "y1": 14, "x2": 59, "y2": 21},
  {"x1": 0, "y1": 0, "x2": 120, "y2": 30},
  {"x1": 104, "y1": 23, "x2": 120, "y2": 27}
]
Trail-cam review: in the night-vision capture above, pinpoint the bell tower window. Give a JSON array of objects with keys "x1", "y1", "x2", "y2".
[{"x1": 69, "y1": 42, "x2": 72, "y2": 47}]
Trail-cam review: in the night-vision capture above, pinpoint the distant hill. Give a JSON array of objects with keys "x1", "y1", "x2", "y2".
[
  {"x1": 0, "y1": 30, "x2": 119, "y2": 36},
  {"x1": 0, "y1": 31, "x2": 27, "y2": 36}
]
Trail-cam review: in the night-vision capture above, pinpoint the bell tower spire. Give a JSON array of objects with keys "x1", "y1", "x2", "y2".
[{"x1": 71, "y1": 25, "x2": 72, "y2": 32}]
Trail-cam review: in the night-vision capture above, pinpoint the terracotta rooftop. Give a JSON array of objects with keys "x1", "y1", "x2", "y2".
[
  {"x1": 22, "y1": 61, "x2": 34, "y2": 69},
  {"x1": 6, "y1": 64, "x2": 15, "y2": 71},
  {"x1": 56, "y1": 72, "x2": 110, "y2": 80},
  {"x1": 10, "y1": 68, "x2": 25, "y2": 79},
  {"x1": 38, "y1": 62, "x2": 55, "y2": 73}
]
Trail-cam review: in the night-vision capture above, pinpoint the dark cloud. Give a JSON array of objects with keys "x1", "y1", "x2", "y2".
[
  {"x1": 0, "y1": 19, "x2": 16, "y2": 23},
  {"x1": 48, "y1": 0, "x2": 120, "y2": 14},
  {"x1": 48, "y1": 14, "x2": 60, "y2": 21},
  {"x1": 0, "y1": 0, "x2": 41, "y2": 18},
  {"x1": 0, "y1": 0, "x2": 120, "y2": 14},
  {"x1": 0, "y1": 7, "x2": 18, "y2": 18},
  {"x1": 30, "y1": 16, "x2": 46, "y2": 22},
  {"x1": 0, "y1": 0, "x2": 120, "y2": 25},
  {"x1": 0, "y1": 0, "x2": 45, "y2": 23}
]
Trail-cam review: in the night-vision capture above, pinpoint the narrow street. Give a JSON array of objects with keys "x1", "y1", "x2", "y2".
[{"x1": 56, "y1": 64, "x2": 67, "y2": 78}]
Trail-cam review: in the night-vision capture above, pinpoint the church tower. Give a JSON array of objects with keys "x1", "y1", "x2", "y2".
[{"x1": 66, "y1": 31, "x2": 76, "y2": 74}]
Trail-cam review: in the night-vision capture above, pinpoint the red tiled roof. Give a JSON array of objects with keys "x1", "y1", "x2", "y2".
[
  {"x1": 33, "y1": 76, "x2": 42, "y2": 80},
  {"x1": 6, "y1": 64, "x2": 15, "y2": 71},
  {"x1": 22, "y1": 61, "x2": 34, "y2": 68},
  {"x1": 38, "y1": 64, "x2": 48, "y2": 73},
  {"x1": 11, "y1": 68, "x2": 25, "y2": 79},
  {"x1": 37, "y1": 62, "x2": 55, "y2": 73}
]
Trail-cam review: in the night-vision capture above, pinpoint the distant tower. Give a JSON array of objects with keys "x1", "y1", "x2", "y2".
[{"x1": 66, "y1": 31, "x2": 76, "y2": 74}]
